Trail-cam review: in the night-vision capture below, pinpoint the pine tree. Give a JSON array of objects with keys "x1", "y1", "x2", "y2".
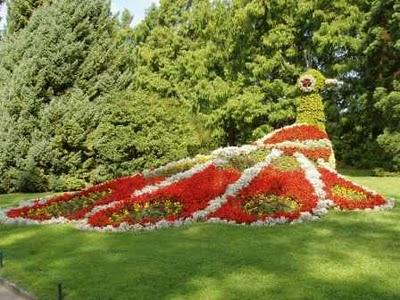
[
  {"x1": 0, "y1": 0, "x2": 128, "y2": 191},
  {"x1": 6, "y1": 0, "x2": 51, "y2": 33}
]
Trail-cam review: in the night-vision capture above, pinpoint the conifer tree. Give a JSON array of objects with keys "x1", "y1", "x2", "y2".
[
  {"x1": 6, "y1": 0, "x2": 50, "y2": 33},
  {"x1": 0, "y1": 0, "x2": 126, "y2": 191}
]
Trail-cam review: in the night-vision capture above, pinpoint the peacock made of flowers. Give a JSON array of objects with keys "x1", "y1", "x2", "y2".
[{"x1": 1, "y1": 70, "x2": 395, "y2": 232}]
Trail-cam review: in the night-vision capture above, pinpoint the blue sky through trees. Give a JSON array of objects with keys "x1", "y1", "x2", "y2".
[{"x1": 0, "y1": 0, "x2": 159, "y2": 29}]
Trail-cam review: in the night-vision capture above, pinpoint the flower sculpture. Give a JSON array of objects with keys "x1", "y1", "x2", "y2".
[
  {"x1": 297, "y1": 74, "x2": 317, "y2": 92},
  {"x1": 0, "y1": 70, "x2": 395, "y2": 232}
]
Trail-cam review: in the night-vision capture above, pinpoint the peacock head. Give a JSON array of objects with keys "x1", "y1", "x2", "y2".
[{"x1": 297, "y1": 69, "x2": 342, "y2": 93}]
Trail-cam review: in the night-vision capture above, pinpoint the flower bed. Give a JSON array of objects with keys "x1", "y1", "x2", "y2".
[
  {"x1": 88, "y1": 165, "x2": 241, "y2": 228},
  {"x1": 5, "y1": 175, "x2": 163, "y2": 222},
  {"x1": 0, "y1": 126, "x2": 394, "y2": 232},
  {"x1": 255, "y1": 124, "x2": 335, "y2": 168},
  {"x1": 319, "y1": 167, "x2": 388, "y2": 210},
  {"x1": 282, "y1": 147, "x2": 332, "y2": 161},
  {"x1": 208, "y1": 166, "x2": 320, "y2": 224},
  {"x1": 261, "y1": 124, "x2": 328, "y2": 144}
]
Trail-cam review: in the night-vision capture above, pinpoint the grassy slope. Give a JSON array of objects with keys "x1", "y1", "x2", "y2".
[
  {"x1": 0, "y1": 193, "x2": 55, "y2": 210},
  {"x1": 0, "y1": 172, "x2": 399, "y2": 300}
]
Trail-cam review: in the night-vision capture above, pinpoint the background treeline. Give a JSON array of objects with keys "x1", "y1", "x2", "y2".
[{"x1": 0, "y1": 0, "x2": 398, "y2": 193}]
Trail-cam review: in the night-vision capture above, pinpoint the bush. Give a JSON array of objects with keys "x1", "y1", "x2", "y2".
[
  {"x1": 86, "y1": 90, "x2": 209, "y2": 182},
  {"x1": 13, "y1": 162, "x2": 48, "y2": 193}
]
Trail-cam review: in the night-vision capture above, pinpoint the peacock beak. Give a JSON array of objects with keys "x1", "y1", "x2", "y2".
[{"x1": 325, "y1": 78, "x2": 344, "y2": 86}]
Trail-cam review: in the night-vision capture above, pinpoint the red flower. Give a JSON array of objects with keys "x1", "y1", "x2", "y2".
[
  {"x1": 88, "y1": 165, "x2": 241, "y2": 228},
  {"x1": 264, "y1": 125, "x2": 328, "y2": 144},
  {"x1": 301, "y1": 78, "x2": 312, "y2": 88},
  {"x1": 6, "y1": 175, "x2": 163, "y2": 221},
  {"x1": 319, "y1": 167, "x2": 386, "y2": 209},
  {"x1": 208, "y1": 166, "x2": 319, "y2": 223},
  {"x1": 282, "y1": 147, "x2": 331, "y2": 161}
]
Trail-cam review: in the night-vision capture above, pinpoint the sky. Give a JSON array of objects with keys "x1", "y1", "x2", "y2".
[
  {"x1": 111, "y1": 0, "x2": 159, "y2": 26},
  {"x1": 0, "y1": 0, "x2": 159, "y2": 30},
  {"x1": 0, "y1": 3, "x2": 5, "y2": 29}
]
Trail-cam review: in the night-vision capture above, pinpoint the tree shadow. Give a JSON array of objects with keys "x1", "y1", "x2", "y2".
[{"x1": 0, "y1": 205, "x2": 399, "y2": 300}]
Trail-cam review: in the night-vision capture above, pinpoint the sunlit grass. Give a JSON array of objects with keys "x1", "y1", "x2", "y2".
[
  {"x1": 0, "y1": 193, "x2": 54, "y2": 209},
  {"x1": 0, "y1": 173, "x2": 399, "y2": 300}
]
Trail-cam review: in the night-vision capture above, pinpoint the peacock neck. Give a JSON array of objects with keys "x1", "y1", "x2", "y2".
[{"x1": 296, "y1": 92, "x2": 326, "y2": 131}]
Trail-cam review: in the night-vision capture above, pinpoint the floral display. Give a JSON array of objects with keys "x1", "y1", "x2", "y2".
[
  {"x1": 318, "y1": 167, "x2": 389, "y2": 210},
  {"x1": 87, "y1": 164, "x2": 241, "y2": 228},
  {"x1": 256, "y1": 123, "x2": 335, "y2": 168},
  {"x1": 258, "y1": 124, "x2": 328, "y2": 144},
  {"x1": 1, "y1": 144, "x2": 392, "y2": 232},
  {"x1": 297, "y1": 74, "x2": 317, "y2": 92},
  {"x1": 0, "y1": 69, "x2": 395, "y2": 232},
  {"x1": 3, "y1": 175, "x2": 163, "y2": 223},
  {"x1": 207, "y1": 166, "x2": 319, "y2": 224}
]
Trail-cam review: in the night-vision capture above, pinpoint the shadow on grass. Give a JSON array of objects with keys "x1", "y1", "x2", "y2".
[{"x1": 0, "y1": 204, "x2": 399, "y2": 300}]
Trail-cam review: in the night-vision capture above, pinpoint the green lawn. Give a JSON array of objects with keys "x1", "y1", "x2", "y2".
[{"x1": 0, "y1": 172, "x2": 399, "y2": 300}]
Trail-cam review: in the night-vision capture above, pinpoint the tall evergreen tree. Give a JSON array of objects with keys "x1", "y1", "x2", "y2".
[
  {"x1": 130, "y1": 0, "x2": 370, "y2": 147},
  {"x1": 0, "y1": 0, "x2": 206, "y2": 192},
  {"x1": 6, "y1": 0, "x2": 50, "y2": 33},
  {"x1": 330, "y1": 0, "x2": 400, "y2": 169},
  {"x1": 0, "y1": 0, "x2": 5, "y2": 28},
  {"x1": 0, "y1": 0, "x2": 127, "y2": 191}
]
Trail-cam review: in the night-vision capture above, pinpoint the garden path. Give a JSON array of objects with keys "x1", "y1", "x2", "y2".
[{"x1": 0, "y1": 281, "x2": 33, "y2": 300}]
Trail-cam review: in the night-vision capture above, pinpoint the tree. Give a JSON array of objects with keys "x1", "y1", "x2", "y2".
[
  {"x1": 120, "y1": 8, "x2": 133, "y2": 28},
  {"x1": 331, "y1": 0, "x2": 400, "y2": 169},
  {"x1": 6, "y1": 0, "x2": 51, "y2": 33},
  {"x1": 0, "y1": 0, "x2": 5, "y2": 37},
  {"x1": 1, "y1": 0, "x2": 399, "y2": 192},
  {"x1": 130, "y1": 0, "x2": 370, "y2": 147},
  {"x1": 0, "y1": 0, "x2": 131, "y2": 192},
  {"x1": 365, "y1": 0, "x2": 400, "y2": 170},
  {"x1": 86, "y1": 91, "x2": 206, "y2": 182}
]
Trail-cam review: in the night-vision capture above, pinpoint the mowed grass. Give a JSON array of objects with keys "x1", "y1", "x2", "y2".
[{"x1": 0, "y1": 172, "x2": 399, "y2": 300}]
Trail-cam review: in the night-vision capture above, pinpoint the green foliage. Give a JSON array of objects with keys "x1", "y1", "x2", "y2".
[
  {"x1": 6, "y1": 0, "x2": 50, "y2": 33},
  {"x1": 1, "y1": 159, "x2": 48, "y2": 193},
  {"x1": 333, "y1": 0, "x2": 400, "y2": 170},
  {"x1": 375, "y1": 82, "x2": 400, "y2": 170},
  {"x1": 0, "y1": 0, "x2": 130, "y2": 192},
  {"x1": 221, "y1": 149, "x2": 271, "y2": 171},
  {"x1": 48, "y1": 175, "x2": 86, "y2": 192},
  {"x1": 331, "y1": 185, "x2": 366, "y2": 201},
  {"x1": 86, "y1": 91, "x2": 207, "y2": 182},
  {"x1": 0, "y1": 0, "x2": 399, "y2": 192},
  {"x1": 271, "y1": 156, "x2": 300, "y2": 172},
  {"x1": 296, "y1": 93, "x2": 326, "y2": 130},
  {"x1": 377, "y1": 131, "x2": 400, "y2": 171},
  {"x1": 243, "y1": 194, "x2": 300, "y2": 215}
]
